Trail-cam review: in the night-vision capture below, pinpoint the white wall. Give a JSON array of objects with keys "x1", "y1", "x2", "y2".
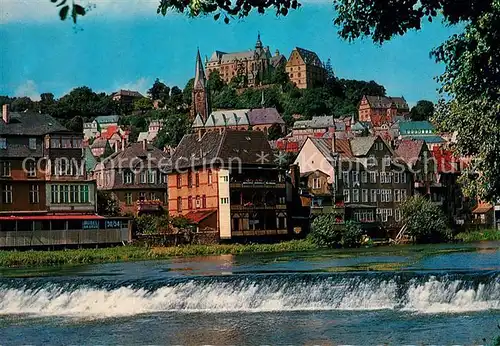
[
  {"x1": 218, "y1": 169, "x2": 231, "y2": 239},
  {"x1": 294, "y1": 139, "x2": 335, "y2": 183}
]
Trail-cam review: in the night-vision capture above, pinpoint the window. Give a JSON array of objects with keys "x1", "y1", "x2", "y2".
[
  {"x1": 177, "y1": 174, "x2": 182, "y2": 188},
  {"x1": 208, "y1": 170, "x2": 213, "y2": 185},
  {"x1": 0, "y1": 138, "x2": 6, "y2": 149},
  {"x1": 188, "y1": 196, "x2": 193, "y2": 209},
  {"x1": 62, "y1": 138, "x2": 72, "y2": 148},
  {"x1": 221, "y1": 175, "x2": 229, "y2": 182},
  {"x1": 29, "y1": 138, "x2": 37, "y2": 150},
  {"x1": 361, "y1": 171, "x2": 368, "y2": 183},
  {"x1": 402, "y1": 172, "x2": 407, "y2": 183},
  {"x1": 125, "y1": 172, "x2": 133, "y2": 184},
  {"x1": 140, "y1": 171, "x2": 147, "y2": 184},
  {"x1": 312, "y1": 178, "x2": 320, "y2": 189},
  {"x1": 362, "y1": 189, "x2": 368, "y2": 203},
  {"x1": 202, "y1": 195, "x2": 207, "y2": 208},
  {"x1": 3, "y1": 184, "x2": 12, "y2": 204},
  {"x1": 394, "y1": 189, "x2": 401, "y2": 202},
  {"x1": 343, "y1": 189, "x2": 350, "y2": 203},
  {"x1": 69, "y1": 185, "x2": 78, "y2": 203},
  {"x1": 72, "y1": 138, "x2": 83, "y2": 148},
  {"x1": 149, "y1": 192, "x2": 156, "y2": 200},
  {"x1": 342, "y1": 172, "x2": 349, "y2": 187},
  {"x1": 394, "y1": 172, "x2": 400, "y2": 184},
  {"x1": 370, "y1": 189, "x2": 377, "y2": 203},
  {"x1": 188, "y1": 172, "x2": 193, "y2": 188},
  {"x1": 51, "y1": 185, "x2": 58, "y2": 203},
  {"x1": 29, "y1": 184, "x2": 39, "y2": 204},
  {"x1": 50, "y1": 138, "x2": 61, "y2": 148},
  {"x1": 125, "y1": 193, "x2": 133, "y2": 205},
  {"x1": 383, "y1": 155, "x2": 391, "y2": 166},
  {"x1": 138, "y1": 192, "x2": 146, "y2": 201},
  {"x1": 196, "y1": 195, "x2": 201, "y2": 208},
  {"x1": 401, "y1": 189, "x2": 407, "y2": 201},
  {"x1": 148, "y1": 170, "x2": 156, "y2": 184},
  {"x1": 352, "y1": 171, "x2": 359, "y2": 184},
  {"x1": 195, "y1": 171, "x2": 200, "y2": 187},
  {"x1": 395, "y1": 209, "x2": 402, "y2": 222},
  {"x1": 177, "y1": 197, "x2": 182, "y2": 212},
  {"x1": 79, "y1": 185, "x2": 89, "y2": 203},
  {"x1": 352, "y1": 189, "x2": 359, "y2": 203},
  {"x1": 220, "y1": 197, "x2": 229, "y2": 204},
  {"x1": 1, "y1": 161, "x2": 11, "y2": 177},
  {"x1": 369, "y1": 171, "x2": 377, "y2": 183}
]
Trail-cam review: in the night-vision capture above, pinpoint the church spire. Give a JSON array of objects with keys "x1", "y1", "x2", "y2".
[
  {"x1": 255, "y1": 32, "x2": 263, "y2": 50},
  {"x1": 194, "y1": 48, "x2": 206, "y2": 90}
]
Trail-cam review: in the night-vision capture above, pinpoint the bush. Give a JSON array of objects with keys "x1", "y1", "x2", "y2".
[
  {"x1": 309, "y1": 215, "x2": 364, "y2": 248},
  {"x1": 401, "y1": 195, "x2": 451, "y2": 243},
  {"x1": 135, "y1": 215, "x2": 169, "y2": 235}
]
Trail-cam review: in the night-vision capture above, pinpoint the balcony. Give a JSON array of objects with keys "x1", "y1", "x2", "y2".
[
  {"x1": 230, "y1": 180, "x2": 285, "y2": 189},
  {"x1": 231, "y1": 203, "x2": 287, "y2": 211}
]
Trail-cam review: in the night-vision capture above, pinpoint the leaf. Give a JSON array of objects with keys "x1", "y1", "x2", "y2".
[
  {"x1": 74, "y1": 4, "x2": 86, "y2": 15},
  {"x1": 59, "y1": 5, "x2": 69, "y2": 20},
  {"x1": 56, "y1": 0, "x2": 67, "y2": 7},
  {"x1": 214, "y1": 13, "x2": 220, "y2": 20},
  {"x1": 51, "y1": 0, "x2": 58, "y2": 3},
  {"x1": 224, "y1": 16, "x2": 229, "y2": 24}
]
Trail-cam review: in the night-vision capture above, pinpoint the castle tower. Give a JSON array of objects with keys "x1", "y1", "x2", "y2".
[{"x1": 191, "y1": 48, "x2": 210, "y2": 122}]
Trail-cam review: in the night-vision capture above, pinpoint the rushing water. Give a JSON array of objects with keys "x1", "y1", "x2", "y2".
[{"x1": 1, "y1": 242, "x2": 499, "y2": 344}]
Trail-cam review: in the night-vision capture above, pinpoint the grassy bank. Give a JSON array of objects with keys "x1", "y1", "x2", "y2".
[
  {"x1": 0, "y1": 239, "x2": 318, "y2": 268},
  {"x1": 455, "y1": 229, "x2": 500, "y2": 242}
]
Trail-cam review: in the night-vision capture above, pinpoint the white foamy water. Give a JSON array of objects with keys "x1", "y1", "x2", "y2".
[{"x1": 0, "y1": 276, "x2": 498, "y2": 318}]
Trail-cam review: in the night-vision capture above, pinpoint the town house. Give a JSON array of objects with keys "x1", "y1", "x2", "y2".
[
  {"x1": 286, "y1": 47, "x2": 326, "y2": 89},
  {"x1": 358, "y1": 95, "x2": 409, "y2": 127},
  {"x1": 168, "y1": 130, "x2": 288, "y2": 239}
]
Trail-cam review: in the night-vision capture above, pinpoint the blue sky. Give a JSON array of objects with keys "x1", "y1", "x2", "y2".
[{"x1": 0, "y1": 0, "x2": 459, "y2": 106}]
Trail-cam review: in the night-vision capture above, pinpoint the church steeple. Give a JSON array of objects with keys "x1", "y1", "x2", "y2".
[
  {"x1": 194, "y1": 48, "x2": 206, "y2": 90},
  {"x1": 255, "y1": 32, "x2": 263, "y2": 50},
  {"x1": 191, "y1": 48, "x2": 210, "y2": 122}
]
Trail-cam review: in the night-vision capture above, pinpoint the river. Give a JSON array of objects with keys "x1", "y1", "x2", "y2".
[{"x1": 1, "y1": 242, "x2": 499, "y2": 344}]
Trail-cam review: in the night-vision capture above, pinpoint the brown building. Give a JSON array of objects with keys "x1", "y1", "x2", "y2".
[
  {"x1": 205, "y1": 34, "x2": 286, "y2": 87},
  {"x1": 94, "y1": 140, "x2": 170, "y2": 215},
  {"x1": 168, "y1": 130, "x2": 289, "y2": 239},
  {"x1": 286, "y1": 47, "x2": 326, "y2": 89},
  {"x1": 0, "y1": 105, "x2": 96, "y2": 216},
  {"x1": 358, "y1": 95, "x2": 409, "y2": 127},
  {"x1": 112, "y1": 89, "x2": 144, "y2": 105}
]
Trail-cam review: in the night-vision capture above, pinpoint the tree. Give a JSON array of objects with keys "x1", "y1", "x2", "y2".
[
  {"x1": 309, "y1": 215, "x2": 364, "y2": 248},
  {"x1": 39, "y1": 93, "x2": 56, "y2": 114},
  {"x1": 410, "y1": 100, "x2": 434, "y2": 121},
  {"x1": 148, "y1": 78, "x2": 170, "y2": 104},
  {"x1": 153, "y1": 113, "x2": 191, "y2": 149},
  {"x1": 400, "y1": 195, "x2": 450, "y2": 243},
  {"x1": 97, "y1": 191, "x2": 120, "y2": 216},
  {"x1": 182, "y1": 78, "x2": 195, "y2": 105},
  {"x1": 212, "y1": 86, "x2": 238, "y2": 109},
  {"x1": 10, "y1": 97, "x2": 35, "y2": 112},
  {"x1": 134, "y1": 97, "x2": 153, "y2": 113},
  {"x1": 52, "y1": 86, "x2": 118, "y2": 119},
  {"x1": 65, "y1": 116, "x2": 84, "y2": 133},
  {"x1": 207, "y1": 70, "x2": 225, "y2": 93},
  {"x1": 267, "y1": 123, "x2": 283, "y2": 140},
  {"x1": 169, "y1": 86, "x2": 184, "y2": 109}
]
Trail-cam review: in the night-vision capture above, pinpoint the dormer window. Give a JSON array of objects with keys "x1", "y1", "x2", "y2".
[{"x1": 29, "y1": 138, "x2": 36, "y2": 150}]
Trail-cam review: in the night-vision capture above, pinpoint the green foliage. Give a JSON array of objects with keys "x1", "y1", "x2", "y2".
[
  {"x1": 10, "y1": 97, "x2": 35, "y2": 112},
  {"x1": 153, "y1": 112, "x2": 191, "y2": 149},
  {"x1": 410, "y1": 100, "x2": 434, "y2": 121},
  {"x1": 50, "y1": 86, "x2": 119, "y2": 119},
  {"x1": 148, "y1": 78, "x2": 170, "y2": 104},
  {"x1": 455, "y1": 229, "x2": 500, "y2": 242},
  {"x1": 96, "y1": 191, "x2": 121, "y2": 216},
  {"x1": 309, "y1": 214, "x2": 364, "y2": 248},
  {"x1": 207, "y1": 70, "x2": 225, "y2": 93},
  {"x1": 400, "y1": 195, "x2": 450, "y2": 243},
  {"x1": 134, "y1": 97, "x2": 153, "y2": 113},
  {"x1": 135, "y1": 214, "x2": 169, "y2": 235},
  {"x1": 267, "y1": 123, "x2": 284, "y2": 140},
  {"x1": 64, "y1": 115, "x2": 84, "y2": 133},
  {"x1": 183, "y1": 78, "x2": 195, "y2": 105}
]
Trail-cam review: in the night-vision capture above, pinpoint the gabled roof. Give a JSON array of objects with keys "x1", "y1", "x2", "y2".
[
  {"x1": 101, "y1": 142, "x2": 170, "y2": 170},
  {"x1": 292, "y1": 47, "x2": 323, "y2": 67},
  {"x1": 247, "y1": 108, "x2": 284, "y2": 125},
  {"x1": 270, "y1": 54, "x2": 286, "y2": 68},
  {"x1": 0, "y1": 112, "x2": 69, "y2": 136},
  {"x1": 395, "y1": 139, "x2": 425, "y2": 167},
  {"x1": 472, "y1": 203, "x2": 493, "y2": 214},
  {"x1": 301, "y1": 170, "x2": 329, "y2": 178},
  {"x1": 350, "y1": 137, "x2": 377, "y2": 156},
  {"x1": 208, "y1": 50, "x2": 227, "y2": 62},
  {"x1": 172, "y1": 130, "x2": 274, "y2": 170},
  {"x1": 205, "y1": 110, "x2": 250, "y2": 127},
  {"x1": 113, "y1": 90, "x2": 143, "y2": 98},
  {"x1": 83, "y1": 147, "x2": 98, "y2": 172},
  {"x1": 309, "y1": 138, "x2": 353, "y2": 163},
  {"x1": 95, "y1": 115, "x2": 119, "y2": 124},
  {"x1": 364, "y1": 95, "x2": 409, "y2": 110},
  {"x1": 192, "y1": 114, "x2": 205, "y2": 128}
]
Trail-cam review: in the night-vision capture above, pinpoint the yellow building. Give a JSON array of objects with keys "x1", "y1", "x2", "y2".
[{"x1": 286, "y1": 47, "x2": 326, "y2": 89}]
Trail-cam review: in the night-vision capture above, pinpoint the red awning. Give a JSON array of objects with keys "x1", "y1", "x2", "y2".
[
  {"x1": 0, "y1": 214, "x2": 104, "y2": 221},
  {"x1": 184, "y1": 210, "x2": 216, "y2": 224}
]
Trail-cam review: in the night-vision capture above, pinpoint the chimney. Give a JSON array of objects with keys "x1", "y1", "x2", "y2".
[
  {"x1": 142, "y1": 139, "x2": 148, "y2": 151},
  {"x1": 121, "y1": 139, "x2": 125, "y2": 151},
  {"x1": 2, "y1": 104, "x2": 9, "y2": 124},
  {"x1": 331, "y1": 133, "x2": 336, "y2": 154}
]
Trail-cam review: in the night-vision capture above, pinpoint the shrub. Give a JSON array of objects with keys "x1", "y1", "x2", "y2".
[
  {"x1": 135, "y1": 215, "x2": 169, "y2": 235},
  {"x1": 309, "y1": 215, "x2": 364, "y2": 248},
  {"x1": 400, "y1": 195, "x2": 451, "y2": 243}
]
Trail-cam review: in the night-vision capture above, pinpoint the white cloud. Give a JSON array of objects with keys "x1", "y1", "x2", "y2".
[
  {"x1": 14, "y1": 80, "x2": 41, "y2": 101},
  {"x1": 115, "y1": 77, "x2": 151, "y2": 96},
  {"x1": 0, "y1": 0, "x2": 160, "y2": 24}
]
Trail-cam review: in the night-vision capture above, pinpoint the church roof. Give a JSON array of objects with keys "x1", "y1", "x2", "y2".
[
  {"x1": 194, "y1": 49, "x2": 206, "y2": 89},
  {"x1": 293, "y1": 47, "x2": 323, "y2": 67},
  {"x1": 205, "y1": 109, "x2": 250, "y2": 127},
  {"x1": 192, "y1": 114, "x2": 205, "y2": 128}
]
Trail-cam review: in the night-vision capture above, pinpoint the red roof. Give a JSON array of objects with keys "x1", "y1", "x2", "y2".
[
  {"x1": 184, "y1": 210, "x2": 216, "y2": 223},
  {"x1": 0, "y1": 214, "x2": 104, "y2": 221},
  {"x1": 396, "y1": 139, "x2": 424, "y2": 167}
]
